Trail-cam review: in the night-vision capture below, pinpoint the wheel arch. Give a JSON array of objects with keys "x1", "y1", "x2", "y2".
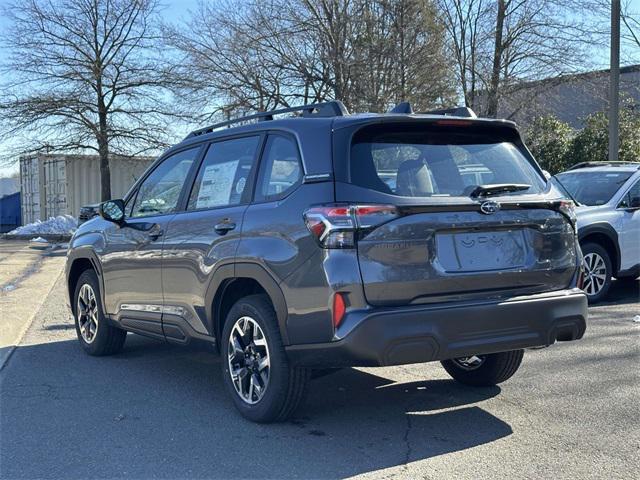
[
  {"x1": 578, "y1": 223, "x2": 621, "y2": 275},
  {"x1": 66, "y1": 250, "x2": 104, "y2": 314},
  {"x1": 206, "y1": 263, "x2": 289, "y2": 350}
]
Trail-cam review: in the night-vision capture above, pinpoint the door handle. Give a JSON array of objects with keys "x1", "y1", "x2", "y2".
[{"x1": 214, "y1": 221, "x2": 236, "y2": 235}]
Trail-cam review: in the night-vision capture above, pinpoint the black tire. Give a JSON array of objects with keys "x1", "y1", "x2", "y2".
[
  {"x1": 73, "y1": 270, "x2": 127, "y2": 356},
  {"x1": 441, "y1": 350, "x2": 524, "y2": 386},
  {"x1": 221, "y1": 294, "x2": 309, "y2": 423},
  {"x1": 581, "y1": 242, "x2": 613, "y2": 304}
]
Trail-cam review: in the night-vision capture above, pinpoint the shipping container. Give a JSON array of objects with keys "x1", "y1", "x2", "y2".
[
  {"x1": 20, "y1": 156, "x2": 41, "y2": 225},
  {"x1": 19, "y1": 154, "x2": 154, "y2": 224}
]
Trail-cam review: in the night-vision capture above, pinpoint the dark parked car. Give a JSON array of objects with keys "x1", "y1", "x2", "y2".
[
  {"x1": 78, "y1": 203, "x2": 100, "y2": 225},
  {"x1": 66, "y1": 102, "x2": 587, "y2": 422}
]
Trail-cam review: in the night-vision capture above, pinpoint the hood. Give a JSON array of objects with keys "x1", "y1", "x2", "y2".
[
  {"x1": 575, "y1": 204, "x2": 610, "y2": 215},
  {"x1": 575, "y1": 203, "x2": 612, "y2": 230}
]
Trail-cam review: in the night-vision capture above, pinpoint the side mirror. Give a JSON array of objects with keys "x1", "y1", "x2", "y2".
[
  {"x1": 99, "y1": 199, "x2": 126, "y2": 224},
  {"x1": 542, "y1": 170, "x2": 552, "y2": 180}
]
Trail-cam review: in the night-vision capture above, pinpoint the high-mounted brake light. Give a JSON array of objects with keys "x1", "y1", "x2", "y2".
[
  {"x1": 303, "y1": 204, "x2": 398, "y2": 248},
  {"x1": 434, "y1": 119, "x2": 472, "y2": 126}
]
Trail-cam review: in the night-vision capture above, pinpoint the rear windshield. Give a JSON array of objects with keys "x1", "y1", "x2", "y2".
[
  {"x1": 555, "y1": 170, "x2": 633, "y2": 206},
  {"x1": 350, "y1": 123, "x2": 544, "y2": 197}
]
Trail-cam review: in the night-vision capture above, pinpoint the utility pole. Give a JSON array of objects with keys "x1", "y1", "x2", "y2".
[{"x1": 609, "y1": 0, "x2": 620, "y2": 161}]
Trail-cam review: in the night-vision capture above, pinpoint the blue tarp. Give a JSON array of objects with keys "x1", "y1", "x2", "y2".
[{"x1": 0, "y1": 192, "x2": 21, "y2": 233}]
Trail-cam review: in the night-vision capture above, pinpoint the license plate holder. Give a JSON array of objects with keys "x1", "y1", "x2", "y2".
[{"x1": 436, "y1": 230, "x2": 527, "y2": 272}]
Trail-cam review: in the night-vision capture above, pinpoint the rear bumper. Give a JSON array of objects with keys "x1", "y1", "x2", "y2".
[{"x1": 286, "y1": 289, "x2": 587, "y2": 367}]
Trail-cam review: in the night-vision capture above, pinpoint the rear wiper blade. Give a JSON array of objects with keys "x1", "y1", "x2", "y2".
[{"x1": 469, "y1": 183, "x2": 531, "y2": 198}]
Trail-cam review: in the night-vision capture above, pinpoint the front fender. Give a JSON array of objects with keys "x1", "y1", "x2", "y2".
[{"x1": 66, "y1": 232, "x2": 106, "y2": 311}]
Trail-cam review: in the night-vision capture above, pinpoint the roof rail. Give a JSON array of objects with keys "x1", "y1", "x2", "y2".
[
  {"x1": 423, "y1": 106, "x2": 477, "y2": 118},
  {"x1": 568, "y1": 161, "x2": 640, "y2": 170},
  {"x1": 387, "y1": 103, "x2": 478, "y2": 118},
  {"x1": 185, "y1": 101, "x2": 349, "y2": 139},
  {"x1": 388, "y1": 102, "x2": 414, "y2": 114}
]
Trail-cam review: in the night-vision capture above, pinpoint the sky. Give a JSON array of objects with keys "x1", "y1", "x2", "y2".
[
  {"x1": 0, "y1": 0, "x2": 200, "y2": 177},
  {"x1": 0, "y1": 0, "x2": 638, "y2": 177}
]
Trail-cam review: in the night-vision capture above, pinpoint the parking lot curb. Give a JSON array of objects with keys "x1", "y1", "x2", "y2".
[
  {"x1": 0, "y1": 267, "x2": 65, "y2": 372},
  {"x1": 0, "y1": 234, "x2": 72, "y2": 242}
]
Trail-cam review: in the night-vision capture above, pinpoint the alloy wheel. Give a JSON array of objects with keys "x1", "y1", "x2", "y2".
[
  {"x1": 583, "y1": 252, "x2": 607, "y2": 297},
  {"x1": 227, "y1": 316, "x2": 270, "y2": 405},
  {"x1": 452, "y1": 355, "x2": 485, "y2": 371},
  {"x1": 77, "y1": 284, "x2": 99, "y2": 343}
]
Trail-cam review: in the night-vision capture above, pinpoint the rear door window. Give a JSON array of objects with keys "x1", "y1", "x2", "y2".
[
  {"x1": 187, "y1": 136, "x2": 260, "y2": 210},
  {"x1": 349, "y1": 123, "x2": 544, "y2": 197}
]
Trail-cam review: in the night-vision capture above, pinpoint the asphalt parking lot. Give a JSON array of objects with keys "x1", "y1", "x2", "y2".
[{"x1": 0, "y1": 242, "x2": 638, "y2": 479}]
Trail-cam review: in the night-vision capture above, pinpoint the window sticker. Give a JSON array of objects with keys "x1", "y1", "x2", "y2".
[{"x1": 195, "y1": 160, "x2": 238, "y2": 209}]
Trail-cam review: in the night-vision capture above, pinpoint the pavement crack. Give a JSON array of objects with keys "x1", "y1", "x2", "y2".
[
  {"x1": 0, "y1": 255, "x2": 43, "y2": 294},
  {"x1": 402, "y1": 412, "x2": 413, "y2": 469},
  {"x1": 404, "y1": 413, "x2": 413, "y2": 465}
]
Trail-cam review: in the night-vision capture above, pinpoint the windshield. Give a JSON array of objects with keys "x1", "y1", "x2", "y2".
[
  {"x1": 350, "y1": 123, "x2": 544, "y2": 198},
  {"x1": 555, "y1": 171, "x2": 633, "y2": 206}
]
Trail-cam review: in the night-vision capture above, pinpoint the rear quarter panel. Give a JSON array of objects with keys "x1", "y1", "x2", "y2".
[{"x1": 237, "y1": 182, "x2": 338, "y2": 344}]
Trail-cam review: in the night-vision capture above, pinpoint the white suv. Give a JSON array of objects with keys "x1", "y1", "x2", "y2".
[{"x1": 556, "y1": 162, "x2": 640, "y2": 302}]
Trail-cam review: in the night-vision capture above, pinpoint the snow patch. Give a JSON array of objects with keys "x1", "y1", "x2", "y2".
[{"x1": 9, "y1": 215, "x2": 77, "y2": 235}]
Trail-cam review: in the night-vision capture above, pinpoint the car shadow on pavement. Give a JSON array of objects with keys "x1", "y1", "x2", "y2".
[
  {"x1": 1, "y1": 335, "x2": 512, "y2": 479},
  {"x1": 596, "y1": 279, "x2": 640, "y2": 307}
]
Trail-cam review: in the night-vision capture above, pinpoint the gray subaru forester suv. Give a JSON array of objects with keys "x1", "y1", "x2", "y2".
[{"x1": 66, "y1": 101, "x2": 587, "y2": 422}]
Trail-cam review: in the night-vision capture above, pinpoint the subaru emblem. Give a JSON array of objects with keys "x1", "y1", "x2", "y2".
[{"x1": 480, "y1": 200, "x2": 501, "y2": 215}]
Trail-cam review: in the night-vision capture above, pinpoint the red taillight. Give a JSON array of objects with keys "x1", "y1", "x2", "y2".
[
  {"x1": 333, "y1": 292, "x2": 346, "y2": 328},
  {"x1": 306, "y1": 218, "x2": 327, "y2": 239},
  {"x1": 303, "y1": 204, "x2": 398, "y2": 248},
  {"x1": 326, "y1": 207, "x2": 350, "y2": 216},
  {"x1": 353, "y1": 205, "x2": 398, "y2": 228},
  {"x1": 556, "y1": 200, "x2": 577, "y2": 230}
]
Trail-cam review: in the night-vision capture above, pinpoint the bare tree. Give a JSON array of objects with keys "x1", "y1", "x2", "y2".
[
  {"x1": 0, "y1": 0, "x2": 177, "y2": 200},
  {"x1": 164, "y1": 0, "x2": 326, "y2": 118},
  {"x1": 438, "y1": 0, "x2": 598, "y2": 117},
  {"x1": 588, "y1": 0, "x2": 640, "y2": 63},
  {"x1": 165, "y1": 0, "x2": 454, "y2": 117},
  {"x1": 621, "y1": 0, "x2": 640, "y2": 50},
  {"x1": 438, "y1": 0, "x2": 491, "y2": 109},
  {"x1": 355, "y1": 0, "x2": 456, "y2": 111}
]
